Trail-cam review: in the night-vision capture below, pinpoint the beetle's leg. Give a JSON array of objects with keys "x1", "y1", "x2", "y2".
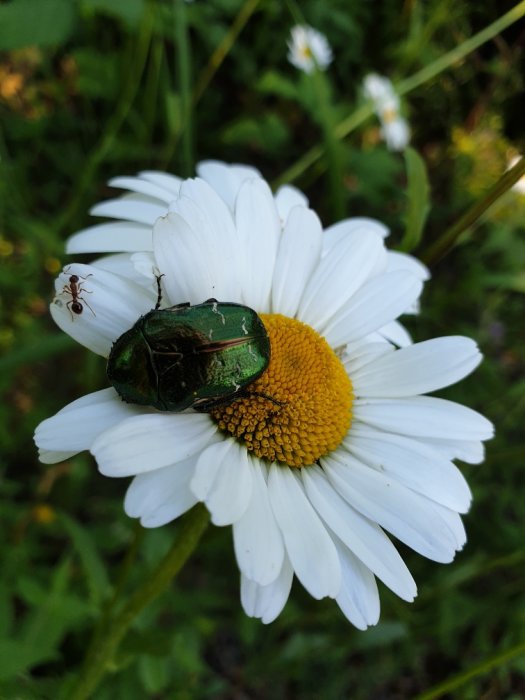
[
  {"x1": 245, "y1": 391, "x2": 285, "y2": 407},
  {"x1": 193, "y1": 390, "x2": 285, "y2": 413},
  {"x1": 167, "y1": 302, "x2": 191, "y2": 310},
  {"x1": 155, "y1": 273, "x2": 165, "y2": 310}
]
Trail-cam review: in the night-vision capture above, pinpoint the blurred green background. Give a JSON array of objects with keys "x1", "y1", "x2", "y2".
[{"x1": 1, "y1": 0, "x2": 525, "y2": 697}]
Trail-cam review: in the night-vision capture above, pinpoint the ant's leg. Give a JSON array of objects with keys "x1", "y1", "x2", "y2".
[
  {"x1": 79, "y1": 296, "x2": 96, "y2": 317},
  {"x1": 66, "y1": 300, "x2": 75, "y2": 321}
]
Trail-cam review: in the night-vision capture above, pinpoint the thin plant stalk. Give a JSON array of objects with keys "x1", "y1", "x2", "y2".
[
  {"x1": 192, "y1": 0, "x2": 262, "y2": 105},
  {"x1": 174, "y1": 0, "x2": 193, "y2": 176},
  {"x1": 421, "y1": 157, "x2": 525, "y2": 266},
  {"x1": 54, "y1": 5, "x2": 155, "y2": 236},
  {"x1": 311, "y1": 69, "x2": 345, "y2": 219},
  {"x1": 414, "y1": 638, "x2": 525, "y2": 700},
  {"x1": 65, "y1": 504, "x2": 210, "y2": 700},
  {"x1": 274, "y1": 0, "x2": 525, "y2": 188}
]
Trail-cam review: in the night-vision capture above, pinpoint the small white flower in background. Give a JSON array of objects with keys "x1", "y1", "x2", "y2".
[
  {"x1": 363, "y1": 72, "x2": 410, "y2": 151},
  {"x1": 35, "y1": 161, "x2": 493, "y2": 628},
  {"x1": 287, "y1": 25, "x2": 333, "y2": 74}
]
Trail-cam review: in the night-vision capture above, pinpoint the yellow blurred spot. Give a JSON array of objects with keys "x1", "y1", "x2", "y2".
[
  {"x1": 381, "y1": 106, "x2": 398, "y2": 124},
  {"x1": 0, "y1": 70, "x2": 24, "y2": 100},
  {"x1": 45, "y1": 257, "x2": 62, "y2": 274},
  {"x1": 0, "y1": 238, "x2": 14, "y2": 256},
  {"x1": 33, "y1": 504, "x2": 56, "y2": 524},
  {"x1": 0, "y1": 328, "x2": 14, "y2": 350}
]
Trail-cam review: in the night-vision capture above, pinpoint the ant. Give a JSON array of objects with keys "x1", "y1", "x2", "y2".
[{"x1": 61, "y1": 271, "x2": 96, "y2": 321}]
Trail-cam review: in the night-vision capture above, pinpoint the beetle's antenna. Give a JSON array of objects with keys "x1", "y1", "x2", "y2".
[{"x1": 154, "y1": 273, "x2": 165, "y2": 310}]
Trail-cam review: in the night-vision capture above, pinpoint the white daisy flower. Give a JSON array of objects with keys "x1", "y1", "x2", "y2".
[
  {"x1": 363, "y1": 73, "x2": 410, "y2": 152},
  {"x1": 35, "y1": 163, "x2": 492, "y2": 629},
  {"x1": 363, "y1": 73, "x2": 394, "y2": 104},
  {"x1": 287, "y1": 24, "x2": 333, "y2": 74}
]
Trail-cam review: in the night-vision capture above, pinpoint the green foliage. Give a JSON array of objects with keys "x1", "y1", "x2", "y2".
[
  {"x1": 401, "y1": 146, "x2": 431, "y2": 252},
  {"x1": 1, "y1": 0, "x2": 524, "y2": 698},
  {"x1": 0, "y1": 0, "x2": 76, "y2": 50}
]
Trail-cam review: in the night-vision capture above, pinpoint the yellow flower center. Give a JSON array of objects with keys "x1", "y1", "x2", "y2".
[
  {"x1": 300, "y1": 45, "x2": 313, "y2": 60},
  {"x1": 381, "y1": 106, "x2": 398, "y2": 124},
  {"x1": 211, "y1": 314, "x2": 353, "y2": 468}
]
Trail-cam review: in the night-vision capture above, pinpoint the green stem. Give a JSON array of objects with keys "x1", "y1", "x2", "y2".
[
  {"x1": 311, "y1": 69, "x2": 345, "y2": 219},
  {"x1": 421, "y1": 156, "x2": 525, "y2": 266},
  {"x1": 66, "y1": 504, "x2": 210, "y2": 700},
  {"x1": 54, "y1": 5, "x2": 154, "y2": 236},
  {"x1": 273, "y1": 1, "x2": 525, "y2": 188},
  {"x1": 174, "y1": 0, "x2": 193, "y2": 176},
  {"x1": 192, "y1": 0, "x2": 262, "y2": 106},
  {"x1": 414, "y1": 639, "x2": 525, "y2": 700}
]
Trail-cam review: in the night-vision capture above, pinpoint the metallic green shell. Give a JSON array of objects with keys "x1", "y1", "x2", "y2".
[{"x1": 107, "y1": 301, "x2": 270, "y2": 411}]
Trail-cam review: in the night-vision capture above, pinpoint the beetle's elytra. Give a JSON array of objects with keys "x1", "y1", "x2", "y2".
[{"x1": 107, "y1": 300, "x2": 270, "y2": 412}]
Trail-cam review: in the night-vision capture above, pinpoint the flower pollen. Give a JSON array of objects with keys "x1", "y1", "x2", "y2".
[{"x1": 211, "y1": 314, "x2": 353, "y2": 468}]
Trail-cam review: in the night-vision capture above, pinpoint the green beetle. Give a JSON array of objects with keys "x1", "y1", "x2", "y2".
[{"x1": 107, "y1": 298, "x2": 271, "y2": 412}]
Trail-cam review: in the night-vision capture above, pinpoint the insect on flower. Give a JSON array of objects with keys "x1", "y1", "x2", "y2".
[
  {"x1": 106, "y1": 276, "x2": 272, "y2": 412},
  {"x1": 58, "y1": 271, "x2": 96, "y2": 320}
]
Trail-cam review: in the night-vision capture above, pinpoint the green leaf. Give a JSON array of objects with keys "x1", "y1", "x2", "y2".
[
  {"x1": 0, "y1": 638, "x2": 57, "y2": 681},
  {"x1": 0, "y1": 0, "x2": 76, "y2": 50},
  {"x1": 222, "y1": 113, "x2": 289, "y2": 154},
  {"x1": 59, "y1": 513, "x2": 111, "y2": 606},
  {"x1": 257, "y1": 70, "x2": 299, "y2": 100},
  {"x1": 400, "y1": 146, "x2": 431, "y2": 252},
  {"x1": 80, "y1": 0, "x2": 145, "y2": 28},
  {"x1": 72, "y1": 48, "x2": 119, "y2": 100},
  {"x1": 18, "y1": 558, "x2": 93, "y2": 659},
  {"x1": 138, "y1": 655, "x2": 170, "y2": 694}
]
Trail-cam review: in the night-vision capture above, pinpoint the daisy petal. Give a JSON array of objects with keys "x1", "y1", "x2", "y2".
[
  {"x1": 386, "y1": 250, "x2": 430, "y2": 281},
  {"x1": 322, "y1": 217, "x2": 389, "y2": 255},
  {"x1": 233, "y1": 458, "x2": 285, "y2": 586},
  {"x1": 343, "y1": 341, "x2": 395, "y2": 374},
  {"x1": 34, "y1": 388, "x2": 139, "y2": 457},
  {"x1": 90, "y1": 198, "x2": 166, "y2": 226},
  {"x1": 138, "y1": 170, "x2": 183, "y2": 194},
  {"x1": 332, "y1": 535, "x2": 380, "y2": 629},
  {"x1": 274, "y1": 185, "x2": 308, "y2": 223},
  {"x1": 197, "y1": 160, "x2": 262, "y2": 211},
  {"x1": 92, "y1": 253, "x2": 157, "y2": 289},
  {"x1": 303, "y1": 465, "x2": 416, "y2": 601},
  {"x1": 298, "y1": 229, "x2": 386, "y2": 330},
  {"x1": 323, "y1": 271, "x2": 423, "y2": 348},
  {"x1": 354, "y1": 396, "x2": 494, "y2": 441},
  {"x1": 271, "y1": 206, "x2": 323, "y2": 317},
  {"x1": 192, "y1": 440, "x2": 253, "y2": 526},
  {"x1": 153, "y1": 212, "x2": 221, "y2": 304},
  {"x1": 325, "y1": 452, "x2": 464, "y2": 563},
  {"x1": 169, "y1": 178, "x2": 243, "y2": 299},
  {"x1": 92, "y1": 413, "x2": 217, "y2": 477},
  {"x1": 51, "y1": 263, "x2": 154, "y2": 356},
  {"x1": 108, "y1": 176, "x2": 177, "y2": 203},
  {"x1": 423, "y1": 437, "x2": 486, "y2": 464},
  {"x1": 352, "y1": 337, "x2": 482, "y2": 397},
  {"x1": 66, "y1": 222, "x2": 153, "y2": 254},
  {"x1": 241, "y1": 556, "x2": 294, "y2": 624},
  {"x1": 268, "y1": 464, "x2": 341, "y2": 599},
  {"x1": 124, "y1": 459, "x2": 198, "y2": 527},
  {"x1": 346, "y1": 425, "x2": 472, "y2": 512},
  {"x1": 235, "y1": 178, "x2": 280, "y2": 311},
  {"x1": 39, "y1": 450, "x2": 78, "y2": 464},
  {"x1": 376, "y1": 320, "x2": 413, "y2": 347}
]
